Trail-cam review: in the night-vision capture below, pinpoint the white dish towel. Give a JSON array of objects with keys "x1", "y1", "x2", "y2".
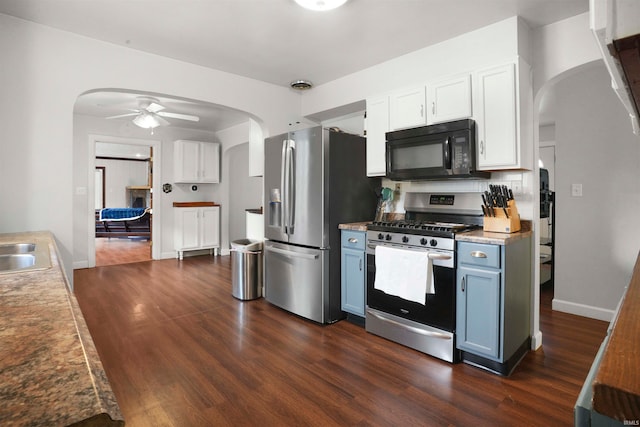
[{"x1": 374, "y1": 246, "x2": 434, "y2": 305}]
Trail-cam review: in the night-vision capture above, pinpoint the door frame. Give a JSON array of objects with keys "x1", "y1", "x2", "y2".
[{"x1": 87, "y1": 134, "x2": 162, "y2": 267}]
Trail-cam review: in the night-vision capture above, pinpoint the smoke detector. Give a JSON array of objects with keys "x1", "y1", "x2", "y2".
[{"x1": 290, "y1": 80, "x2": 313, "y2": 90}]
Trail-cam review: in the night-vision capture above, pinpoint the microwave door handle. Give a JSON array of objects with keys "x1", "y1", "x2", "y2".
[{"x1": 443, "y1": 136, "x2": 452, "y2": 170}]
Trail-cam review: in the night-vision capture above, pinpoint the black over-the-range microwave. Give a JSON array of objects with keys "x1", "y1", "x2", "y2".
[{"x1": 385, "y1": 119, "x2": 490, "y2": 180}]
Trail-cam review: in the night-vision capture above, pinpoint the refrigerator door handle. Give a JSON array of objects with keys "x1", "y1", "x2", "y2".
[
  {"x1": 280, "y1": 139, "x2": 289, "y2": 235},
  {"x1": 287, "y1": 140, "x2": 296, "y2": 234},
  {"x1": 267, "y1": 245, "x2": 319, "y2": 260}
]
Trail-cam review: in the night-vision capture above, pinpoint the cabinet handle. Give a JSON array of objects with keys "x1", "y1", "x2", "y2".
[
  {"x1": 432, "y1": 101, "x2": 435, "y2": 115},
  {"x1": 461, "y1": 277, "x2": 465, "y2": 292},
  {"x1": 480, "y1": 140, "x2": 484, "y2": 156},
  {"x1": 420, "y1": 104, "x2": 424, "y2": 118},
  {"x1": 359, "y1": 259, "x2": 362, "y2": 271},
  {"x1": 470, "y1": 251, "x2": 487, "y2": 258},
  {"x1": 348, "y1": 237, "x2": 358, "y2": 243}
]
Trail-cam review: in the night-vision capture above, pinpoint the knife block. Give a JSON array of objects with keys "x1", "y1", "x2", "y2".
[{"x1": 483, "y1": 200, "x2": 521, "y2": 233}]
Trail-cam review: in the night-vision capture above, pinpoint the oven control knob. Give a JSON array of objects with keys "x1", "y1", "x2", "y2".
[
  {"x1": 385, "y1": 234, "x2": 392, "y2": 241},
  {"x1": 402, "y1": 236, "x2": 409, "y2": 243},
  {"x1": 430, "y1": 239, "x2": 438, "y2": 247},
  {"x1": 378, "y1": 233, "x2": 384, "y2": 240},
  {"x1": 420, "y1": 238, "x2": 428, "y2": 245}
]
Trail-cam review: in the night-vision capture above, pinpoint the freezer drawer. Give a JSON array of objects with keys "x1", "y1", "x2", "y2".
[{"x1": 264, "y1": 241, "x2": 328, "y2": 323}]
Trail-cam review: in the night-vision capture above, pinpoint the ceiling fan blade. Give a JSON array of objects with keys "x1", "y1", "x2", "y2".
[
  {"x1": 105, "y1": 112, "x2": 139, "y2": 119},
  {"x1": 146, "y1": 102, "x2": 165, "y2": 113},
  {"x1": 157, "y1": 111, "x2": 200, "y2": 122},
  {"x1": 154, "y1": 114, "x2": 171, "y2": 127}
]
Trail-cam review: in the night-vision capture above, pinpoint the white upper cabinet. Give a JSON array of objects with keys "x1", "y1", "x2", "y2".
[
  {"x1": 174, "y1": 140, "x2": 220, "y2": 183},
  {"x1": 473, "y1": 63, "x2": 519, "y2": 170},
  {"x1": 248, "y1": 118, "x2": 263, "y2": 177},
  {"x1": 365, "y1": 95, "x2": 389, "y2": 177},
  {"x1": 427, "y1": 74, "x2": 472, "y2": 124},
  {"x1": 389, "y1": 86, "x2": 427, "y2": 131}
]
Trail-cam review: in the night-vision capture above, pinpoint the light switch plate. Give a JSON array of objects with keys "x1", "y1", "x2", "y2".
[{"x1": 571, "y1": 183, "x2": 583, "y2": 197}]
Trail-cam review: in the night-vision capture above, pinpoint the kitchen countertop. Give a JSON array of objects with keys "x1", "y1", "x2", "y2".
[
  {"x1": 0, "y1": 231, "x2": 124, "y2": 426},
  {"x1": 173, "y1": 201, "x2": 219, "y2": 207},
  {"x1": 456, "y1": 220, "x2": 533, "y2": 245},
  {"x1": 338, "y1": 222, "x2": 370, "y2": 232},
  {"x1": 592, "y1": 251, "x2": 640, "y2": 421}
]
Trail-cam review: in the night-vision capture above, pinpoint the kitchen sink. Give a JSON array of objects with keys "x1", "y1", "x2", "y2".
[
  {"x1": 0, "y1": 242, "x2": 51, "y2": 273},
  {"x1": 0, "y1": 243, "x2": 36, "y2": 255},
  {"x1": 0, "y1": 254, "x2": 36, "y2": 270}
]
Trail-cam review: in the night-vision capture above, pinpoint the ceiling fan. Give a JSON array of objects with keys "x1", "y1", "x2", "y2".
[{"x1": 106, "y1": 96, "x2": 200, "y2": 131}]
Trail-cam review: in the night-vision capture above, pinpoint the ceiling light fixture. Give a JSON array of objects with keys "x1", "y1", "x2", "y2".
[
  {"x1": 290, "y1": 80, "x2": 313, "y2": 90},
  {"x1": 295, "y1": 0, "x2": 348, "y2": 11},
  {"x1": 132, "y1": 112, "x2": 161, "y2": 129}
]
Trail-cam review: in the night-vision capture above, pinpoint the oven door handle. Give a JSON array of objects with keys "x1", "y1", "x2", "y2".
[
  {"x1": 366, "y1": 309, "x2": 452, "y2": 340},
  {"x1": 428, "y1": 253, "x2": 451, "y2": 260}
]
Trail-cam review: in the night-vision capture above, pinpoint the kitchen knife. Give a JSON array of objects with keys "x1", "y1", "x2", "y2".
[{"x1": 482, "y1": 192, "x2": 492, "y2": 216}]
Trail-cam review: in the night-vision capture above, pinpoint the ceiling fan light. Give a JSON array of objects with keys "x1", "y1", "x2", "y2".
[
  {"x1": 295, "y1": 0, "x2": 347, "y2": 11},
  {"x1": 133, "y1": 112, "x2": 161, "y2": 129}
]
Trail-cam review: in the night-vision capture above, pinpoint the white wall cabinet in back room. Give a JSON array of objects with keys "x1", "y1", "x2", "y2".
[
  {"x1": 427, "y1": 74, "x2": 472, "y2": 124},
  {"x1": 174, "y1": 140, "x2": 220, "y2": 183},
  {"x1": 174, "y1": 205, "x2": 220, "y2": 260},
  {"x1": 365, "y1": 95, "x2": 389, "y2": 177},
  {"x1": 389, "y1": 86, "x2": 427, "y2": 131}
]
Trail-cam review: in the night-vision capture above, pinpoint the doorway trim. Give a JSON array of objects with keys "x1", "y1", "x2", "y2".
[{"x1": 87, "y1": 134, "x2": 162, "y2": 267}]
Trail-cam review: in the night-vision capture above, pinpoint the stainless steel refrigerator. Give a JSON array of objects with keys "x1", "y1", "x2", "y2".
[{"x1": 263, "y1": 126, "x2": 379, "y2": 324}]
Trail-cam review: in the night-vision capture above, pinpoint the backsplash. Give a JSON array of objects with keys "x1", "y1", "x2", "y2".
[{"x1": 381, "y1": 170, "x2": 531, "y2": 217}]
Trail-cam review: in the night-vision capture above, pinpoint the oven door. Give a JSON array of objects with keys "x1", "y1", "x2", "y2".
[{"x1": 366, "y1": 246, "x2": 455, "y2": 332}]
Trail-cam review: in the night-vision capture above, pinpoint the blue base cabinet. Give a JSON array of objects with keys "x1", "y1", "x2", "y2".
[
  {"x1": 456, "y1": 237, "x2": 531, "y2": 375},
  {"x1": 341, "y1": 230, "x2": 366, "y2": 319}
]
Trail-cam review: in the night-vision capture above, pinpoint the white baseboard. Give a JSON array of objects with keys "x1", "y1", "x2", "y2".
[
  {"x1": 531, "y1": 330, "x2": 543, "y2": 350},
  {"x1": 73, "y1": 260, "x2": 89, "y2": 269},
  {"x1": 552, "y1": 298, "x2": 614, "y2": 322}
]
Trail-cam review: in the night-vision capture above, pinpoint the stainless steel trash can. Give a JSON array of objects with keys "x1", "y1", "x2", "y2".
[{"x1": 231, "y1": 239, "x2": 263, "y2": 300}]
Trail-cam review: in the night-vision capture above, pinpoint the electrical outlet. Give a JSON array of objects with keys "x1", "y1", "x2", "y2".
[
  {"x1": 571, "y1": 183, "x2": 583, "y2": 197},
  {"x1": 511, "y1": 181, "x2": 522, "y2": 195},
  {"x1": 395, "y1": 184, "x2": 401, "y2": 192}
]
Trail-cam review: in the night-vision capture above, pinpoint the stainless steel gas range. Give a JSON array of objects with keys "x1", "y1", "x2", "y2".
[{"x1": 365, "y1": 192, "x2": 483, "y2": 363}]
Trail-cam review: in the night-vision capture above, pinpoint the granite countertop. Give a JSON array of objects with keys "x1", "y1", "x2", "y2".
[
  {"x1": 338, "y1": 222, "x2": 371, "y2": 232},
  {"x1": 0, "y1": 231, "x2": 124, "y2": 426},
  {"x1": 456, "y1": 220, "x2": 533, "y2": 245}
]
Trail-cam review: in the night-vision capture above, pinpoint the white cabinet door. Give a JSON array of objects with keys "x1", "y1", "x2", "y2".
[
  {"x1": 365, "y1": 95, "x2": 389, "y2": 177},
  {"x1": 427, "y1": 74, "x2": 472, "y2": 124},
  {"x1": 174, "y1": 140, "x2": 200, "y2": 183},
  {"x1": 389, "y1": 86, "x2": 427, "y2": 131},
  {"x1": 174, "y1": 140, "x2": 220, "y2": 183},
  {"x1": 175, "y1": 208, "x2": 200, "y2": 250},
  {"x1": 474, "y1": 63, "x2": 518, "y2": 170},
  {"x1": 200, "y1": 206, "x2": 220, "y2": 248},
  {"x1": 200, "y1": 142, "x2": 220, "y2": 183}
]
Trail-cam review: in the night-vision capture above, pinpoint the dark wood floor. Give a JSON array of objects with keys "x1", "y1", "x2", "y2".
[{"x1": 74, "y1": 256, "x2": 608, "y2": 426}]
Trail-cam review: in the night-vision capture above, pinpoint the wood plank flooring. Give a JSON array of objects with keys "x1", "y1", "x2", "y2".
[
  {"x1": 73, "y1": 256, "x2": 608, "y2": 426},
  {"x1": 95, "y1": 237, "x2": 151, "y2": 267}
]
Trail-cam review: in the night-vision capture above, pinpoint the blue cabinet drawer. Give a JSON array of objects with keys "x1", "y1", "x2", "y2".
[
  {"x1": 341, "y1": 230, "x2": 365, "y2": 251},
  {"x1": 458, "y1": 242, "x2": 501, "y2": 269}
]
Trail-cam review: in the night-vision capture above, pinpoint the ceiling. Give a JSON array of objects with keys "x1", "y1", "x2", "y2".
[{"x1": 0, "y1": 0, "x2": 588, "y2": 131}]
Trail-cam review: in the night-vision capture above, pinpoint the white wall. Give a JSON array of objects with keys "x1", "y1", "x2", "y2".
[
  {"x1": 552, "y1": 64, "x2": 640, "y2": 319},
  {"x1": 0, "y1": 13, "x2": 300, "y2": 281}
]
